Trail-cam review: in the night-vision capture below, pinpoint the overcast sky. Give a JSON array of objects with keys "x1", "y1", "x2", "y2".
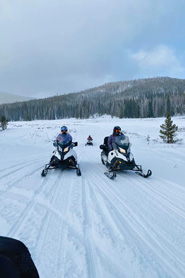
[{"x1": 1, "y1": 0, "x2": 185, "y2": 98}]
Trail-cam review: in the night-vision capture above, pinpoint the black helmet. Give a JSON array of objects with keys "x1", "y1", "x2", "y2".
[{"x1": 113, "y1": 126, "x2": 121, "y2": 136}]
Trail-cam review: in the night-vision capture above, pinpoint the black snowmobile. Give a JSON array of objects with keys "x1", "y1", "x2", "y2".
[
  {"x1": 100, "y1": 135, "x2": 152, "y2": 179},
  {"x1": 41, "y1": 140, "x2": 81, "y2": 177},
  {"x1": 0, "y1": 236, "x2": 39, "y2": 278},
  {"x1": 85, "y1": 137, "x2": 93, "y2": 146}
]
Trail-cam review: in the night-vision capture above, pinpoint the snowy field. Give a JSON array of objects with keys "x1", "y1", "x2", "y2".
[{"x1": 0, "y1": 116, "x2": 185, "y2": 278}]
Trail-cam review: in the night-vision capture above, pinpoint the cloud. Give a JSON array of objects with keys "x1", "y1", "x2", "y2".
[
  {"x1": 0, "y1": 0, "x2": 185, "y2": 97},
  {"x1": 131, "y1": 45, "x2": 185, "y2": 78}
]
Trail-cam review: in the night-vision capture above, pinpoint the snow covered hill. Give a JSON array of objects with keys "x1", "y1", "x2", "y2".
[
  {"x1": 0, "y1": 91, "x2": 33, "y2": 104},
  {"x1": 0, "y1": 116, "x2": 185, "y2": 278}
]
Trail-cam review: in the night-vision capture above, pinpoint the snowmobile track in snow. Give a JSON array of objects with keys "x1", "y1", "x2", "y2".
[
  {"x1": 1, "y1": 118, "x2": 185, "y2": 278},
  {"x1": 81, "y1": 177, "x2": 101, "y2": 278}
]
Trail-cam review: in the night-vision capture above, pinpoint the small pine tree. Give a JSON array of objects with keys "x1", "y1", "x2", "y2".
[
  {"x1": 159, "y1": 113, "x2": 178, "y2": 143},
  {"x1": 1, "y1": 116, "x2": 8, "y2": 130},
  {"x1": 1, "y1": 115, "x2": 8, "y2": 130}
]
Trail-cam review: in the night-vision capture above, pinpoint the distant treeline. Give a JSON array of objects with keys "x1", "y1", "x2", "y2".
[{"x1": 1, "y1": 77, "x2": 185, "y2": 120}]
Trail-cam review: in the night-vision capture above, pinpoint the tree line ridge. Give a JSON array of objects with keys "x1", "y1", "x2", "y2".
[{"x1": 0, "y1": 77, "x2": 185, "y2": 121}]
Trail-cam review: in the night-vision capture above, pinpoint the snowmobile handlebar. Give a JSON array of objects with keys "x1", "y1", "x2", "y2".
[{"x1": 53, "y1": 140, "x2": 78, "y2": 148}]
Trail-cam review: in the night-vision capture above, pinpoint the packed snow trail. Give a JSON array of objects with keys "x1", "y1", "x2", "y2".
[{"x1": 0, "y1": 117, "x2": 185, "y2": 278}]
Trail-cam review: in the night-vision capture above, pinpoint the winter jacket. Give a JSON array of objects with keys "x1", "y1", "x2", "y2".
[
  {"x1": 0, "y1": 236, "x2": 39, "y2": 278},
  {"x1": 108, "y1": 133, "x2": 124, "y2": 150},
  {"x1": 56, "y1": 133, "x2": 72, "y2": 146}
]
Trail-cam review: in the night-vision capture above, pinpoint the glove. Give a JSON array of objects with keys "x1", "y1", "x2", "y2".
[{"x1": 53, "y1": 141, "x2": 57, "y2": 147}]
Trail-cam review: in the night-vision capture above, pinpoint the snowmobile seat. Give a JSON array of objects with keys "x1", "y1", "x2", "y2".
[
  {"x1": 99, "y1": 136, "x2": 109, "y2": 156},
  {"x1": 0, "y1": 236, "x2": 39, "y2": 278},
  {"x1": 103, "y1": 136, "x2": 109, "y2": 147}
]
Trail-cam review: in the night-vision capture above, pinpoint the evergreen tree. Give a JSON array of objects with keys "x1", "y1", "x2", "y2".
[
  {"x1": 159, "y1": 113, "x2": 178, "y2": 143},
  {"x1": 119, "y1": 105, "x2": 124, "y2": 118},
  {"x1": 166, "y1": 96, "x2": 171, "y2": 115},
  {"x1": 147, "y1": 100, "x2": 154, "y2": 117},
  {"x1": 1, "y1": 115, "x2": 8, "y2": 130}
]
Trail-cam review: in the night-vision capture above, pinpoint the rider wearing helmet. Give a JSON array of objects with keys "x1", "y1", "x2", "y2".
[
  {"x1": 108, "y1": 126, "x2": 124, "y2": 150},
  {"x1": 56, "y1": 126, "x2": 72, "y2": 145},
  {"x1": 87, "y1": 135, "x2": 93, "y2": 141}
]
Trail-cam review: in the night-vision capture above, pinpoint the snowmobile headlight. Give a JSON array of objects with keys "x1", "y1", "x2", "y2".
[
  {"x1": 119, "y1": 147, "x2": 126, "y2": 154},
  {"x1": 63, "y1": 147, "x2": 69, "y2": 152}
]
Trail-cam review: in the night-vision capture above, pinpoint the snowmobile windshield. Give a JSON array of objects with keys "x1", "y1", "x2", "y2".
[
  {"x1": 57, "y1": 135, "x2": 71, "y2": 148},
  {"x1": 115, "y1": 135, "x2": 130, "y2": 150}
]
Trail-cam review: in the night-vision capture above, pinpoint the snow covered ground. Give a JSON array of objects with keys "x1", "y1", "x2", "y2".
[{"x1": 0, "y1": 116, "x2": 185, "y2": 278}]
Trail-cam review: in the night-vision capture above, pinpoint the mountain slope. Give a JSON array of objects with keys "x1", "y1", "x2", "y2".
[
  {"x1": 0, "y1": 91, "x2": 34, "y2": 104},
  {"x1": 0, "y1": 77, "x2": 185, "y2": 120},
  {"x1": 78, "y1": 77, "x2": 185, "y2": 97}
]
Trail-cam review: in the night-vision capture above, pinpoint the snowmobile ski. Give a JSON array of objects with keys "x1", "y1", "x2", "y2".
[
  {"x1": 41, "y1": 168, "x2": 48, "y2": 177},
  {"x1": 76, "y1": 164, "x2": 81, "y2": 176},
  {"x1": 104, "y1": 171, "x2": 116, "y2": 179},
  {"x1": 137, "y1": 169, "x2": 152, "y2": 178}
]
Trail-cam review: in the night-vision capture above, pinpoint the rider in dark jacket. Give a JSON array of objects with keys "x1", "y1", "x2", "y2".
[
  {"x1": 53, "y1": 126, "x2": 72, "y2": 147},
  {"x1": 108, "y1": 126, "x2": 124, "y2": 150},
  {"x1": 55, "y1": 126, "x2": 72, "y2": 146},
  {"x1": 87, "y1": 135, "x2": 93, "y2": 141}
]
